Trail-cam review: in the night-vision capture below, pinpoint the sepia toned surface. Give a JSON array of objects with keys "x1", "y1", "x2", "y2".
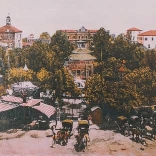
[{"x1": 0, "y1": 123, "x2": 156, "y2": 156}]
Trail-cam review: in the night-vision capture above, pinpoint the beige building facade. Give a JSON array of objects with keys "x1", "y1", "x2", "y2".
[{"x1": 61, "y1": 26, "x2": 97, "y2": 48}]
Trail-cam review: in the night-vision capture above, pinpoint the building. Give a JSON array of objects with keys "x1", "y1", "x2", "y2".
[
  {"x1": 64, "y1": 41, "x2": 96, "y2": 81},
  {"x1": 137, "y1": 30, "x2": 156, "y2": 49},
  {"x1": 126, "y1": 27, "x2": 156, "y2": 49},
  {"x1": 23, "y1": 34, "x2": 36, "y2": 48},
  {"x1": 126, "y1": 27, "x2": 142, "y2": 43},
  {"x1": 90, "y1": 106, "x2": 103, "y2": 125},
  {"x1": 0, "y1": 14, "x2": 22, "y2": 48},
  {"x1": 61, "y1": 26, "x2": 97, "y2": 48}
]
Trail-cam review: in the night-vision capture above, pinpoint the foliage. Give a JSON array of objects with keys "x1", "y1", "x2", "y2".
[
  {"x1": 0, "y1": 85, "x2": 5, "y2": 96},
  {"x1": 50, "y1": 30, "x2": 74, "y2": 69},
  {"x1": 39, "y1": 32, "x2": 51, "y2": 39},
  {"x1": 7, "y1": 68, "x2": 34, "y2": 84}
]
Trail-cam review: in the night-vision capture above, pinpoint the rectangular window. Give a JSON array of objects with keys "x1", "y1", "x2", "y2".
[
  {"x1": 145, "y1": 38, "x2": 147, "y2": 41},
  {"x1": 148, "y1": 44, "x2": 150, "y2": 48},
  {"x1": 152, "y1": 37, "x2": 154, "y2": 41},
  {"x1": 77, "y1": 70, "x2": 80, "y2": 76}
]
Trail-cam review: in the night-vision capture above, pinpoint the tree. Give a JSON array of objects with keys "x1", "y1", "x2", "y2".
[
  {"x1": 39, "y1": 32, "x2": 51, "y2": 39},
  {"x1": 50, "y1": 30, "x2": 74, "y2": 69},
  {"x1": 36, "y1": 68, "x2": 51, "y2": 90},
  {"x1": 0, "y1": 85, "x2": 5, "y2": 96},
  {"x1": 125, "y1": 67, "x2": 156, "y2": 106},
  {"x1": 7, "y1": 67, "x2": 34, "y2": 84},
  {"x1": 91, "y1": 27, "x2": 111, "y2": 62},
  {"x1": 145, "y1": 49, "x2": 156, "y2": 72}
]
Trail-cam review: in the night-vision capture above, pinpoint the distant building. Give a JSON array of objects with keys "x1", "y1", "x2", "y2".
[
  {"x1": 64, "y1": 41, "x2": 96, "y2": 81},
  {"x1": 61, "y1": 26, "x2": 98, "y2": 48},
  {"x1": 126, "y1": 27, "x2": 142, "y2": 43},
  {"x1": 0, "y1": 14, "x2": 22, "y2": 48},
  {"x1": 126, "y1": 27, "x2": 156, "y2": 49},
  {"x1": 23, "y1": 34, "x2": 36, "y2": 48},
  {"x1": 137, "y1": 30, "x2": 156, "y2": 49}
]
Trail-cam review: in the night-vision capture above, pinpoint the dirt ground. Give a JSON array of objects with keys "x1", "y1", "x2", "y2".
[{"x1": 0, "y1": 123, "x2": 156, "y2": 156}]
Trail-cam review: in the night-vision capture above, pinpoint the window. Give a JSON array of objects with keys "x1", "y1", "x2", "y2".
[
  {"x1": 86, "y1": 36, "x2": 88, "y2": 39},
  {"x1": 133, "y1": 36, "x2": 135, "y2": 40},
  {"x1": 152, "y1": 37, "x2": 154, "y2": 41},
  {"x1": 79, "y1": 36, "x2": 80, "y2": 39},
  {"x1": 77, "y1": 70, "x2": 80, "y2": 76},
  {"x1": 145, "y1": 38, "x2": 147, "y2": 41},
  {"x1": 148, "y1": 44, "x2": 150, "y2": 48},
  {"x1": 67, "y1": 36, "x2": 69, "y2": 39}
]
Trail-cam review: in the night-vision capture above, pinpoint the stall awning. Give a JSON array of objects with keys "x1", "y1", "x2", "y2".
[
  {"x1": 0, "y1": 102, "x2": 18, "y2": 112},
  {"x1": 1, "y1": 95, "x2": 23, "y2": 103},
  {"x1": 20, "y1": 99, "x2": 43, "y2": 107},
  {"x1": 33, "y1": 102, "x2": 55, "y2": 118}
]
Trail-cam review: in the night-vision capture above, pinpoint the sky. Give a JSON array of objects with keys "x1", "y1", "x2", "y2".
[{"x1": 0, "y1": 0, "x2": 156, "y2": 38}]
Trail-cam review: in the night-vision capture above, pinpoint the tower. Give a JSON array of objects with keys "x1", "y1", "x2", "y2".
[{"x1": 6, "y1": 13, "x2": 11, "y2": 25}]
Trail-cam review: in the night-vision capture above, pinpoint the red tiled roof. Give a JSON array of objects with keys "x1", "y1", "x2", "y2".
[
  {"x1": 22, "y1": 42, "x2": 31, "y2": 47},
  {"x1": 29, "y1": 34, "x2": 34, "y2": 36},
  {"x1": 0, "y1": 25, "x2": 22, "y2": 33},
  {"x1": 88, "y1": 30, "x2": 97, "y2": 33},
  {"x1": 61, "y1": 30, "x2": 77, "y2": 33},
  {"x1": 127, "y1": 27, "x2": 142, "y2": 31},
  {"x1": 138, "y1": 30, "x2": 156, "y2": 36},
  {"x1": 61, "y1": 29, "x2": 97, "y2": 33}
]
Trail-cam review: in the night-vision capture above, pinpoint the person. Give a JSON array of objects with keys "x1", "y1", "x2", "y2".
[
  {"x1": 51, "y1": 125, "x2": 56, "y2": 148},
  {"x1": 88, "y1": 115, "x2": 93, "y2": 125}
]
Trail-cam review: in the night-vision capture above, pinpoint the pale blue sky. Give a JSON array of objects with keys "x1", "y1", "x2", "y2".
[{"x1": 0, "y1": 0, "x2": 155, "y2": 38}]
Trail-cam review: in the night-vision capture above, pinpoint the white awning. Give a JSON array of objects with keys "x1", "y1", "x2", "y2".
[
  {"x1": 0, "y1": 102, "x2": 18, "y2": 112},
  {"x1": 1, "y1": 95, "x2": 23, "y2": 103},
  {"x1": 20, "y1": 99, "x2": 43, "y2": 107},
  {"x1": 33, "y1": 102, "x2": 56, "y2": 118}
]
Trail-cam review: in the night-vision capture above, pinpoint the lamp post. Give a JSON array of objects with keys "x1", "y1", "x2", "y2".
[{"x1": 55, "y1": 99, "x2": 59, "y2": 125}]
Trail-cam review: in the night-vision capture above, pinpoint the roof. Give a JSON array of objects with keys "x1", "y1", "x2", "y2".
[
  {"x1": 127, "y1": 27, "x2": 142, "y2": 31},
  {"x1": 69, "y1": 53, "x2": 96, "y2": 61},
  {"x1": 88, "y1": 30, "x2": 97, "y2": 33},
  {"x1": 0, "y1": 25, "x2": 22, "y2": 33},
  {"x1": 72, "y1": 48, "x2": 93, "y2": 54},
  {"x1": 22, "y1": 42, "x2": 31, "y2": 47},
  {"x1": 61, "y1": 29, "x2": 97, "y2": 33},
  {"x1": 20, "y1": 99, "x2": 43, "y2": 107},
  {"x1": 117, "y1": 116, "x2": 127, "y2": 120},
  {"x1": 0, "y1": 102, "x2": 18, "y2": 112},
  {"x1": 12, "y1": 81, "x2": 38, "y2": 89},
  {"x1": 62, "y1": 30, "x2": 77, "y2": 33},
  {"x1": 1, "y1": 95, "x2": 23, "y2": 103},
  {"x1": 78, "y1": 120, "x2": 89, "y2": 125},
  {"x1": 33, "y1": 102, "x2": 55, "y2": 118},
  {"x1": 62, "y1": 119, "x2": 73, "y2": 124},
  {"x1": 138, "y1": 30, "x2": 156, "y2": 36},
  {"x1": 91, "y1": 106, "x2": 101, "y2": 112}
]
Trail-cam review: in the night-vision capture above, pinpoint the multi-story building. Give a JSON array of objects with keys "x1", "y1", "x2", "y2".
[
  {"x1": 126, "y1": 27, "x2": 156, "y2": 49},
  {"x1": 0, "y1": 14, "x2": 22, "y2": 48},
  {"x1": 61, "y1": 26, "x2": 97, "y2": 48},
  {"x1": 137, "y1": 30, "x2": 156, "y2": 49},
  {"x1": 64, "y1": 41, "x2": 96, "y2": 82},
  {"x1": 126, "y1": 27, "x2": 142, "y2": 43}
]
